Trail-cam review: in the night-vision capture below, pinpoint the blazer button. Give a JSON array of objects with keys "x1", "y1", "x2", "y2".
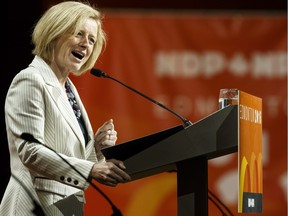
[
  {"x1": 73, "y1": 180, "x2": 79, "y2": 185},
  {"x1": 67, "y1": 177, "x2": 72, "y2": 182},
  {"x1": 60, "y1": 176, "x2": 65, "y2": 181}
]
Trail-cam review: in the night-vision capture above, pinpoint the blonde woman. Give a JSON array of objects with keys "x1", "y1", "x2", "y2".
[{"x1": 0, "y1": 1, "x2": 130, "y2": 215}]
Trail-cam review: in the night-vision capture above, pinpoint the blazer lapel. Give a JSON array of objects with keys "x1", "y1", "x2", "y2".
[
  {"x1": 30, "y1": 57, "x2": 86, "y2": 152},
  {"x1": 52, "y1": 85, "x2": 86, "y2": 149}
]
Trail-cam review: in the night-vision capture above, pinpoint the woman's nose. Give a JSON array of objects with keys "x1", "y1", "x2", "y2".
[{"x1": 79, "y1": 37, "x2": 89, "y2": 47}]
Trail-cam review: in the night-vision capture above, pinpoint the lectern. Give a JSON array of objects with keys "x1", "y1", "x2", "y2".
[{"x1": 102, "y1": 105, "x2": 238, "y2": 216}]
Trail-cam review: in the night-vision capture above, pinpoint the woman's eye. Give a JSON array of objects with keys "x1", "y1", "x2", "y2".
[
  {"x1": 89, "y1": 38, "x2": 95, "y2": 44},
  {"x1": 75, "y1": 31, "x2": 95, "y2": 45}
]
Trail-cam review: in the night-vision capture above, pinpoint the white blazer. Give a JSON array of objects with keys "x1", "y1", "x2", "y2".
[{"x1": 0, "y1": 56, "x2": 102, "y2": 215}]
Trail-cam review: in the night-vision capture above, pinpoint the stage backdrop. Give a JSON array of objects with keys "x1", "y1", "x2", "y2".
[{"x1": 71, "y1": 11, "x2": 287, "y2": 216}]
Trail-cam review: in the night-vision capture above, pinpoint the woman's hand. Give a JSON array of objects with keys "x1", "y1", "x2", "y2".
[
  {"x1": 94, "y1": 119, "x2": 117, "y2": 152},
  {"x1": 89, "y1": 159, "x2": 131, "y2": 187},
  {"x1": 92, "y1": 119, "x2": 130, "y2": 186}
]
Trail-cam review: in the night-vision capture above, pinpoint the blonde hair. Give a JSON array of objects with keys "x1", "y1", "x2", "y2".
[{"x1": 32, "y1": 1, "x2": 106, "y2": 75}]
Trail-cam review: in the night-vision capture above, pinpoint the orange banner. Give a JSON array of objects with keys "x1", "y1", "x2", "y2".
[{"x1": 71, "y1": 11, "x2": 287, "y2": 216}]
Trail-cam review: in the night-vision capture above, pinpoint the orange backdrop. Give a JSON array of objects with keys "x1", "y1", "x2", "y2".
[{"x1": 71, "y1": 11, "x2": 287, "y2": 216}]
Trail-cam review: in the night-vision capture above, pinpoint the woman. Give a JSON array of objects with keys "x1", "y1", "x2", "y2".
[{"x1": 0, "y1": 1, "x2": 131, "y2": 215}]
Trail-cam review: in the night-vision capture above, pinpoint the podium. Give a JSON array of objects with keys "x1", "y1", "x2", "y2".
[{"x1": 102, "y1": 105, "x2": 238, "y2": 216}]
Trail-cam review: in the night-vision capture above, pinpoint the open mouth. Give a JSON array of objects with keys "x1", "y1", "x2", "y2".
[{"x1": 72, "y1": 50, "x2": 85, "y2": 60}]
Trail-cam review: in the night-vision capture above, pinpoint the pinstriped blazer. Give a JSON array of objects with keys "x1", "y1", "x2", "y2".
[{"x1": 0, "y1": 56, "x2": 102, "y2": 215}]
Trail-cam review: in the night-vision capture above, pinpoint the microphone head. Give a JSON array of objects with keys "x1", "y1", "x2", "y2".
[{"x1": 90, "y1": 68, "x2": 108, "y2": 78}]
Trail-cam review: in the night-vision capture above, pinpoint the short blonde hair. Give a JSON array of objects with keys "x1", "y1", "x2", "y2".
[{"x1": 32, "y1": 1, "x2": 106, "y2": 75}]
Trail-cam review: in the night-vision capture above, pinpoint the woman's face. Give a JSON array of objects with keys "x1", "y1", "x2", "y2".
[{"x1": 51, "y1": 18, "x2": 98, "y2": 75}]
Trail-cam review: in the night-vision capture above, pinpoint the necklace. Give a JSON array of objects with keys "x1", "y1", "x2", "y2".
[{"x1": 65, "y1": 80, "x2": 81, "y2": 119}]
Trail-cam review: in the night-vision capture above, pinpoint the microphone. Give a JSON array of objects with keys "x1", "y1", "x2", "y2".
[
  {"x1": 90, "y1": 68, "x2": 193, "y2": 127},
  {"x1": 20, "y1": 133, "x2": 122, "y2": 216}
]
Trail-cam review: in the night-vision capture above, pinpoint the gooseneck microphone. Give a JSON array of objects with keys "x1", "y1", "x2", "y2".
[
  {"x1": 20, "y1": 133, "x2": 122, "y2": 216},
  {"x1": 90, "y1": 68, "x2": 193, "y2": 127}
]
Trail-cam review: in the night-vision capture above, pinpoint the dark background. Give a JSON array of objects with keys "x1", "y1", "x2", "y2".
[{"x1": 0, "y1": 0, "x2": 286, "y2": 200}]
